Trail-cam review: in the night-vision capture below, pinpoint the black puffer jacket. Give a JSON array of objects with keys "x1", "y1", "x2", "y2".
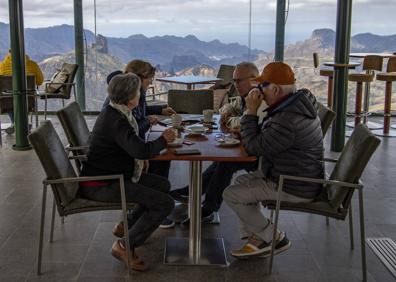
[{"x1": 240, "y1": 89, "x2": 324, "y2": 199}]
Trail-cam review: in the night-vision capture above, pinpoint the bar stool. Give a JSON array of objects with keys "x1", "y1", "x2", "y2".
[
  {"x1": 348, "y1": 73, "x2": 375, "y2": 125},
  {"x1": 313, "y1": 53, "x2": 334, "y2": 108},
  {"x1": 320, "y1": 69, "x2": 334, "y2": 109},
  {"x1": 372, "y1": 56, "x2": 396, "y2": 137},
  {"x1": 348, "y1": 55, "x2": 383, "y2": 128}
]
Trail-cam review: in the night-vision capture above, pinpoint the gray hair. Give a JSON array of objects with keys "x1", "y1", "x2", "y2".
[
  {"x1": 279, "y1": 84, "x2": 297, "y2": 95},
  {"x1": 235, "y1": 62, "x2": 259, "y2": 77},
  {"x1": 107, "y1": 73, "x2": 141, "y2": 105}
]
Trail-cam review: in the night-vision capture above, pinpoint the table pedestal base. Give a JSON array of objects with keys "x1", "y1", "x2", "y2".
[
  {"x1": 371, "y1": 129, "x2": 396, "y2": 137},
  {"x1": 346, "y1": 121, "x2": 383, "y2": 130},
  {"x1": 164, "y1": 237, "x2": 228, "y2": 266}
]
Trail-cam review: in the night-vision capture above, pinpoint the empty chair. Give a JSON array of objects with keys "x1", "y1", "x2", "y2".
[
  {"x1": 0, "y1": 75, "x2": 37, "y2": 146},
  {"x1": 37, "y1": 63, "x2": 78, "y2": 119},
  {"x1": 313, "y1": 52, "x2": 334, "y2": 108},
  {"x1": 317, "y1": 101, "x2": 336, "y2": 136},
  {"x1": 212, "y1": 64, "x2": 235, "y2": 89},
  {"x1": 263, "y1": 124, "x2": 380, "y2": 282},
  {"x1": 56, "y1": 102, "x2": 90, "y2": 170},
  {"x1": 28, "y1": 120, "x2": 134, "y2": 275},
  {"x1": 373, "y1": 56, "x2": 396, "y2": 137},
  {"x1": 168, "y1": 89, "x2": 214, "y2": 114},
  {"x1": 348, "y1": 55, "x2": 383, "y2": 126}
]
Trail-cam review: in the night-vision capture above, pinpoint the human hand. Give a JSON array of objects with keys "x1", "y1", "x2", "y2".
[
  {"x1": 220, "y1": 111, "x2": 232, "y2": 126},
  {"x1": 245, "y1": 88, "x2": 263, "y2": 115},
  {"x1": 161, "y1": 106, "x2": 176, "y2": 116},
  {"x1": 162, "y1": 128, "x2": 177, "y2": 143},
  {"x1": 148, "y1": 115, "x2": 158, "y2": 125},
  {"x1": 229, "y1": 126, "x2": 241, "y2": 139}
]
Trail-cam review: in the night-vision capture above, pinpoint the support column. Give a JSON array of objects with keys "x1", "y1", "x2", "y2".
[
  {"x1": 330, "y1": 0, "x2": 353, "y2": 152},
  {"x1": 74, "y1": 0, "x2": 86, "y2": 110},
  {"x1": 274, "y1": 0, "x2": 286, "y2": 62},
  {"x1": 9, "y1": 0, "x2": 31, "y2": 150}
]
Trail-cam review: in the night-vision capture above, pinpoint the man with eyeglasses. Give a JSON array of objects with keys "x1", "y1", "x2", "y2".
[
  {"x1": 220, "y1": 62, "x2": 268, "y2": 130},
  {"x1": 223, "y1": 62, "x2": 324, "y2": 258},
  {"x1": 171, "y1": 62, "x2": 267, "y2": 223}
]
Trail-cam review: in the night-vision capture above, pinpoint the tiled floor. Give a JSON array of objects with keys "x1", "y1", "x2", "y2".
[{"x1": 0, "y1": 115, "x2": 395, "y2": 281}]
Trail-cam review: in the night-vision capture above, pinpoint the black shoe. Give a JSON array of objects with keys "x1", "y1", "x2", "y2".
[
  {"x1": 181, "y1": 208, "x2": 215, "y2": 225},
  {"x1": 159, "y1": 217, "x2": 175, "y2": 229},
  {"x1": 170, "y1": 188, "x2": 189, "y2": 204}
]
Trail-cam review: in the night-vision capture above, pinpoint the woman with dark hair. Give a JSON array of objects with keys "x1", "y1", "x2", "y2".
[
  {"x1": 80, "y1": 73, "x2": 176, "y2": 271},
  {"x1": 103, "y1": 60, "x2": 175, "y2": 179}
]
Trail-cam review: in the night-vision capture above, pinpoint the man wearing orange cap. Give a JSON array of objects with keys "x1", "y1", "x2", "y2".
[
  {"x1": 223, "y1": 62, "x2": 324, "y2": 258},
  {"x1": 170, "y1": 62, "x2": 267, "y2": 224}
]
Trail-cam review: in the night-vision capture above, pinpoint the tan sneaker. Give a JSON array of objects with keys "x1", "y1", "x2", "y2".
[
  {"x1": 231, "y1": 232, "x2": 290, "y2": 259},
  {"x1": 110, "y1": 240, "x2": 148, "y2": 272},
  {"x1": 112, "y1": 222, "x2": 124, "y2": 238}
]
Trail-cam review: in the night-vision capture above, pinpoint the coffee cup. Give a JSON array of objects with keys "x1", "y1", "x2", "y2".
[
  {"x1": 171, "y1": 114, "x2": 182, "y2": 127},
  {"x1": 203, "y1": 109, "x2": 214, "y2": 123}
]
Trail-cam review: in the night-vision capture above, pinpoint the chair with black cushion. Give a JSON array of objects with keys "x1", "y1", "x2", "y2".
[
  {"x1": 168, "y1": 89, "x2": 214, "y2": 114},
  {"x1": 263, "y1": 124, "x2": 381, "y2": 282},
  {"x1": 56, "y1": 102, "x2": 90, "y2": 171},
  {"x1": 0, "y1": 75, "x2": 38, "y2": 146},
  {"x1": 38, "y1": 63, "x2": 78, "y2": 120},
  {"x1": 28, "y1": 120, "x2": 134, "y2": 275},
  {"x1": 317, "y1": 101, "x2": 336, "y2": 136}
]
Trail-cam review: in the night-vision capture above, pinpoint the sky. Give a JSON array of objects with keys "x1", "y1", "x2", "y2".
[{"x1": 0, "y1": 0, "x2": 395, "y2": 51}]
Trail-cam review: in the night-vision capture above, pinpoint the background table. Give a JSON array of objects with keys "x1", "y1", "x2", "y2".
[
  {"x1": 323, "y1": 61, "x2": 361, "y2": 68},
  {"x1": 156, "y1": 75, "x2": 222, "y2": 90},
  {"x1": 350, "y1": 53, "x2": 396, "y2": 59},
  {"x1": 149, "y1": 128, "x2": 255, "y2": 266}
]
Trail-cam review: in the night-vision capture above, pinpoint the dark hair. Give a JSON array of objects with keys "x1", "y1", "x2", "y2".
[
  {"x1": 124, "y1": 59, "x2": 155, "y2": 79},
  {"x1": 106, "y1": 70, "x2": 123, "y2": 85}
]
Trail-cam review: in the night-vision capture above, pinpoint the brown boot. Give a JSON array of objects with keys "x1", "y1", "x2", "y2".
[
  {"x1": 111, "y1": 240, "x2": 148, "y2": 272},
  {"x1": 112, "y1": 222, "x2": 124, "y2": 238}
]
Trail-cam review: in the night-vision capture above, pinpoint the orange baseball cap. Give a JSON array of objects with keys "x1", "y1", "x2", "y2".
[{"x1": 254, "y1": 62, "x2": 295, "y2": 85}]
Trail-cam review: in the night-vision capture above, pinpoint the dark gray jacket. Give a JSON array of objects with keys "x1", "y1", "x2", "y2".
[{"x1": 240, "y1": 89, "x2": 324, "y2": 199}]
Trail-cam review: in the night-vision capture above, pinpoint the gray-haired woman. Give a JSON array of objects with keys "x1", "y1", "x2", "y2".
[{"x1": 79, "y1": 73, "x2": 176, "y2": 271}]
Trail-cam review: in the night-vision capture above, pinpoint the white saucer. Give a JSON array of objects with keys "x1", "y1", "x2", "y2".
[
  {"x1": 217, "y1": 138, "x2": 240, "y2": 147},
  {"x1": 185, "y1": 125, "x2": 209, "y2": 135},
  {"x1": 167, "y1": 138, "x2": 183, "y2": 147}
]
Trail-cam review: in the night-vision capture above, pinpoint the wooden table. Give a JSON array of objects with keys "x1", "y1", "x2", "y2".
[
  {"x1": 350, "y1": 52, "x2": 396, "y2": 58},
  {"x1": 156, "y1": 75, "x2": 222, "y2": 90},
  {"x1": 323, "y1": 61, "x2": 361, "y2": 68},
  {"x1": 148, "y1": 123, "x2": 256, "y2": 266}
]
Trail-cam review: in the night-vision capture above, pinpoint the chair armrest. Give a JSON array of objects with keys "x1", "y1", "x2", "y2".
[
  {"x1": 45, "y1": 82, "x2": 75, "y2": 87},
  {"x1": 279, "y1": 174, "x2": 363, "y2": 190},
  {"x1": 65, "y1": 145, "x2": 89, "y2": 151},
  {"x1": 43, "y1": 174, "x2": 123, "y2": 185},
  {"x1": 1, "y1": 90, "x2": 36, "y2": 96},
  {"x1": 323, "y1": 157, "x2": 338, "y2": 163},
  {"x1": 68, "y1": 155, "x2": 87, "y2": 161}
]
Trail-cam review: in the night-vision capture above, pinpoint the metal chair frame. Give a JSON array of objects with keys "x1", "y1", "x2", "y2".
[{"x1": 267, "y1": 173, "x2": 367, "y2": 281}]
